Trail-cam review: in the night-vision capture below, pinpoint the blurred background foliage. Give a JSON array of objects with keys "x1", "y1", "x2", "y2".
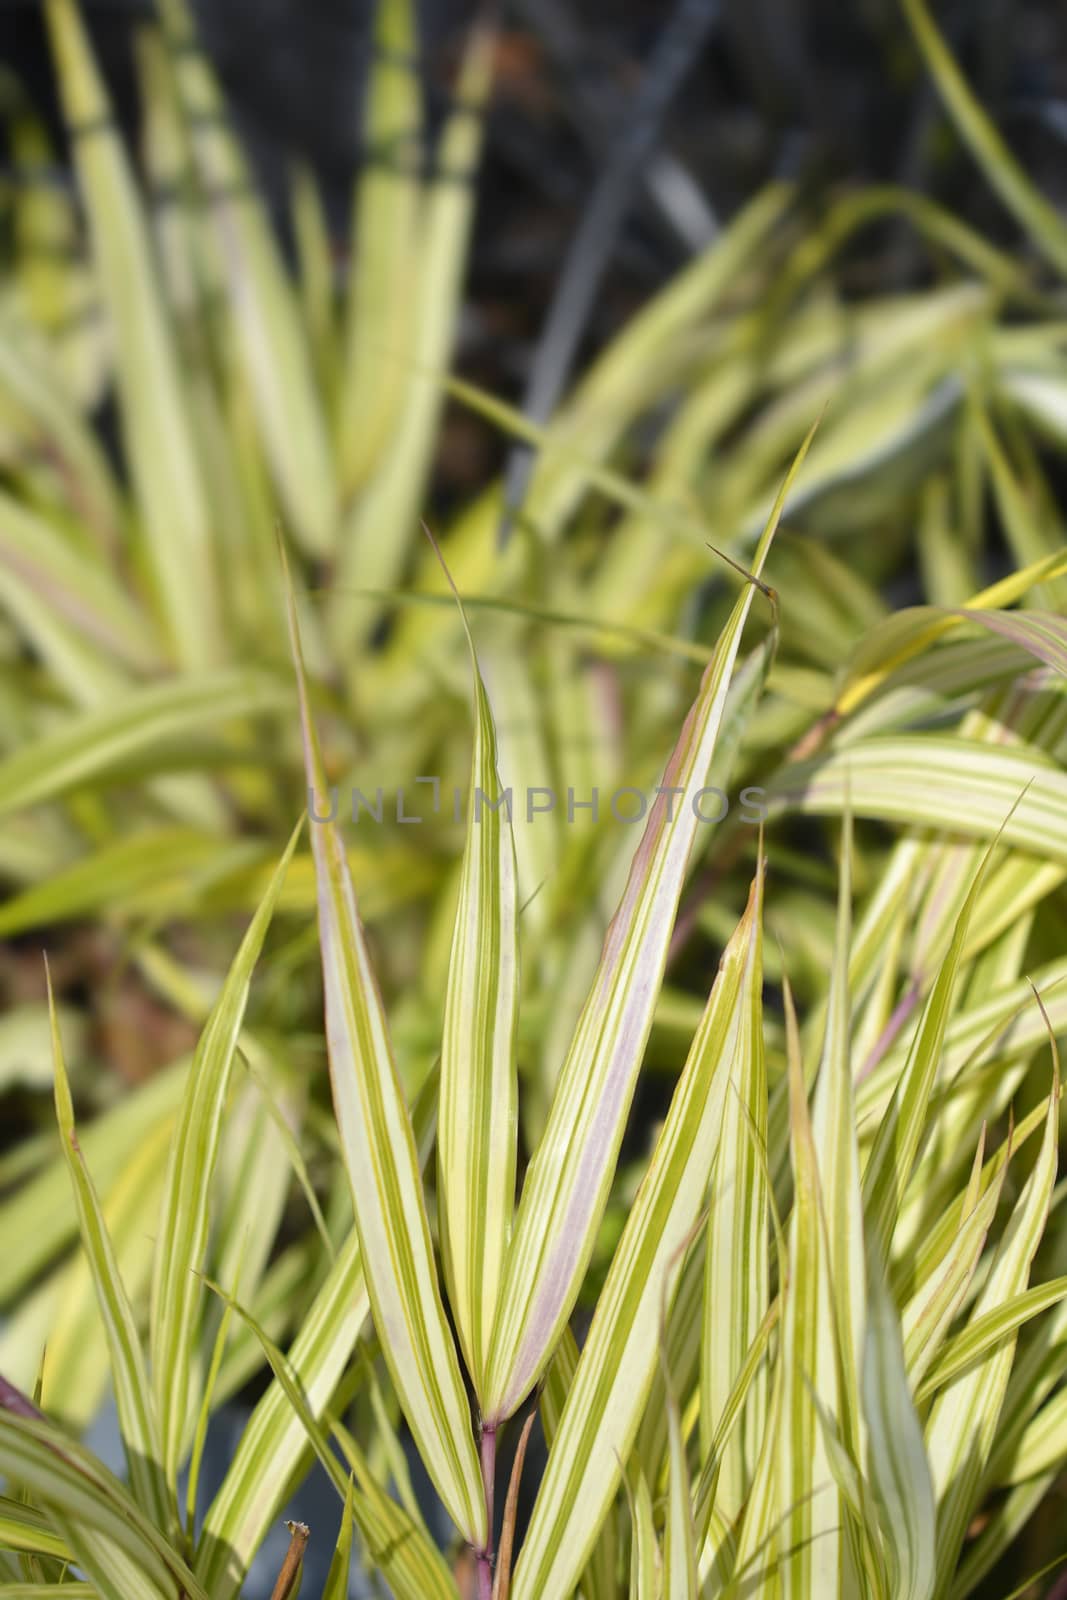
[{"x1": 3, "y1": 0, "x2": 1067, "y2": 1594}]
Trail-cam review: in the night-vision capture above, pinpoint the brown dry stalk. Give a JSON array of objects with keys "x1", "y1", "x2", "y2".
[
  {"x1": 269, "y1": 1520, "x2": 309, "y2": 1600},
  {"x1": 491, "y1": 1408, "x2": 538, "y2": 1600}
]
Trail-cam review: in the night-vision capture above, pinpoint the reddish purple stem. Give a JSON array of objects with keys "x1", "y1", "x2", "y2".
[{"x1": 476, "y1": 1421, "x2": 497, "y2": 1600}]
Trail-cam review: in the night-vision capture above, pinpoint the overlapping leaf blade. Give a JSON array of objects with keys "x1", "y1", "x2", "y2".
[
  {"x1": 0, "y1": 1409, "x2": 206, "y2": 1600},
  {"x1": 511, "y1": 868, "x2": 763, "y2": 1600},
  {"x1": 42, "y1": 0, "x2": 219, "y2": 668},
  {"x1": 901, "y1": 0, "x2": 1067, "y2": 278},
  {"x1": 156, "y1": 0, "x2": 338, "y2": 556},
  {"x1": 332, "y1": 18, "x2": 493, "y2": 649},
  {"x1": 925, "y1": 1072, "x2": 1060, "y2": 1594},
  {"x1": 863, "y1": 828, "x2": 1001, "y2": 1255},
  {"x1": 47, "y1": 984, "x2": 172, "y2": 1534},
  {"x1": 150, "y1": 819, "x2": 302, "y2": 1487},
  {"x1": 438, "y1": 588, "x2": 520, "y2": 1396},
  {"x1": 769, "y1": 738, "x2": 1067, "y2": 864},
  {"x1": 0, "y1": 670, "x2": 290, "y2": 824},
  {"x1": 863, "y1": 1252, "x2": 936, "y2": 1600},
  {"x1": 287, "y1": 573, "x2": 486, "y2": 1546},
  {"x1": 484, "y1": 435, "x2": 810, "y2": 1425},
  {"x1": 196, "y1": 1230, "x2": 370, "y2": 1599}
]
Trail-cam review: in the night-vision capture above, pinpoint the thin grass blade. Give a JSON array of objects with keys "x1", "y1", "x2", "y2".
[
  {"x1": 437, "y1": 561, "x2": 519, "y2": 1395},
  {"x1": 150, "y1": 820, "x2": 302, "y2": 1488},
  {"x1": 42, "y1": 0, "x2": 219, "y2": 667},
  {"x1": 47, "y1": 984, "x2": 172, "y2": 1533},
  {"x1": 286, "y1": 569, "x2": 486, "y2": 1545},
  {"x1": 511, "y1": 868, "x2": 764, "y2": 1600},
  {"x1": 484, "y1": 435, "x2": 811, "y2": 1424}
]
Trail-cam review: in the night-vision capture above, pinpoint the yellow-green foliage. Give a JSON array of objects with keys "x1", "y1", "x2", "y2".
[{"x1": 3, "y1": 1, "x2": 1067, "y2": 1597}]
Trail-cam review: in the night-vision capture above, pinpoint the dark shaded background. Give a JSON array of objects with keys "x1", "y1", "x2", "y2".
[{"x1": 4, "y1": 0, "x2": 1067, "y2": 504}]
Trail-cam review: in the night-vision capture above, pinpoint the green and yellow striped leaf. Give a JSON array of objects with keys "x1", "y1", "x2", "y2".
[
  {"x1": 863, "y1": 1250, "x2": 936, "y2": 1600},
  {"x1": 150, "y1": 819, "x2": 302, "y2": 1488},
  {"x1": 0, "y1": 1409, "x2": 205, "y2": 1600},
  {"x1": 437, "y1": 571, "x2": 519, "y2": 1396},
  {"x1": 925, "y1": 1070, "x2": 1060, "y2": 1593},
  {"x1": 484, "y1": 434, "x2": 810, "y2": 1425},
  {"x1": 287, "y1": 573, "x2": 486, "y2": 1546},
  {"x1": 42, "y1": 0, "x2": 219, "y2": 668},
  {"x1": 0, "y1": 670, "x2": 289, "y2": 824},
  {"x1": 156, "y1": 0, "x2": 338, "y2": 556},
  {"x1": 47, "y1": 981, "x2": 172, "y2": 1534},
  {"x1": 196, "y1": 1230, "x2": 369, "y2": 1599},
  {"x1": 511, "y1": 868, "x2": 763, "y2": 1600}
]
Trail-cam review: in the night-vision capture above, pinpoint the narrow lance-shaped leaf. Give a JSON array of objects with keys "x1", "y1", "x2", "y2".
[
  {"x1": 156, "y1": 0, "x2": 338, "y2": 556},
  {"x1": 701, "y1": 852, "x2": 770, "y2": 1516},
  {"x1": 185, "y1": 1249, "x2": 244, "y2": 1540},
  {"x1": 863, "y1": 820, "x2": 1004, "y2": 1257},
  {"x1": 952, "y1": 608, "x2": 1067, "y2": 678},
  {"x1": 0, "y1": 1062, "x2": 188, "y2": 1307},
  {"x1": 198, "y1": 1069, "x2": 436, "y2": 1598},
  {"x1": 0, "y1": 545, "x2": 127, "y2": 716},
  {"x1": 332, "y1": 1421, "x2": 460, "y2": 1600},
  {"x1": 810, "y1": 812, "x2": 865, "y2": 1450},
  {"x1": 41, "y1": 0, "x2": 220, "y2": 668},
  {"x1": 0, "y1": 491, "x2": 158, "y2": 676},
  {"x1": 834, "y1": 547, "x2": 1067, "y2": 716},
  {"x1": 862, "y1": 1248, "x2": 936, "y2": 1600},
  {"x1": 201, "y1": 1277, "x2": 460, "y2": 1600},
  {"x1": 196, "y1": 1230, "x2": 369, "y2": 1600},
  {"x1": 0, "y1": 829, "x2": 248, "y2": 942},
  {"x1": 332, "y1": 18, "x2": 493, "y2": 651},
  {"x1": 285, "y1": 563, "x2": 486, "y2": 1546},
  {"x1": 322, "y1": 1477, "x2": 355, "y2": 1600},
  {"x1": 291, "y1": 162, "x2": 340, "y2": 408},
  {"x1": 728, "y1": 978, "x2": 801, "y2": 1596},
  {"x1": 338, "y1": 0, "x2": 423, "y2": 491},
  {"x1": 663, "y1": 1364, "x2": 699, "y2": 1600},
  {"x1": 536, "y1": 1326, "x2": 618, "y2": 1600},
  {"x1": 626, "y1": 1470, "x2": 660, "y2": 1600},
  {"x1": 511, "y1": 867, "x2": 764, "y2": 1600},
  {"x1": 857, "y1": 960, "x2": 1067, "y2": 1135},
  {"x1": 778, "y1": 962, "x2": 853, "y2": 1600},
  {"x1": 0, "y1": 1581, "x2": 94, "y2": 1598},
  {"x1": 35, "y1": 1118, "x2": 171, "y2": 1431},
  {"x1": 0, "y1": 302, "x2": 123, "y2": 545},
  {"x1": 48, "y1": 977, "x2": 173, "y2": 1536},
  {"x1": 150, "y1": 818, "x2": 303, "y2": 1488},
  {"x1": 0, "y1": 668, "x2": 291, "y2": 824},
  {"x1": 484, "y1": 430, "x2": 813, "y2": 1424},
  {"x1": 916, "y1": 1275, "x2": 1067, "y2": 1404},
  {"x1": 0, "y1": 1406, "x2": 208, "y2": 1600},
  {"x1": 0, "y1": 1495, "x2": 70, "y2": 1562},
  {"x1": 794, "y1": 812, "x2": 877, "y2": 1595},
  {"x1": 900, "y1": 0, "x2": 1067, "y2": 279},
  {"x1": 767, "y1": 738, "x2": 1067, "y2": 867},
  {"x1": 692, "y1": 1297, "x2": 782, "y2": 1570},
  {"x1": 925, "y1": 1062, "x2": 1060, "y2": 1594},
  {"x1": 900, "y1": 1129, "x2": 1004, "y2": 1387},
  {"x1": 437, "y1": 550, "x2": 520, "y2": 1396}
]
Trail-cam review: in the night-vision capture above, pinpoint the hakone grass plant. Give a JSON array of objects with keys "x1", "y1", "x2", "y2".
[
  {"x1": 4, "y1": 488, "x2": 1067, "y2": 1599},
  {"x1": 2, "y1": 0, "x2": 1067, "y2": 1098},
  {"x1": 4, "y1": 0, "x2": 1067, "y2": 1593}
]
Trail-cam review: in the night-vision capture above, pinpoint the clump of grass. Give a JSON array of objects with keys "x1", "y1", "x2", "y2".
[
  {"x1": 6, "y1": 449, "x2": 1067, "y2": 1595},
  {"x1": 3, "y1": 0, "x2": 1067, "y2": 1596}
]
